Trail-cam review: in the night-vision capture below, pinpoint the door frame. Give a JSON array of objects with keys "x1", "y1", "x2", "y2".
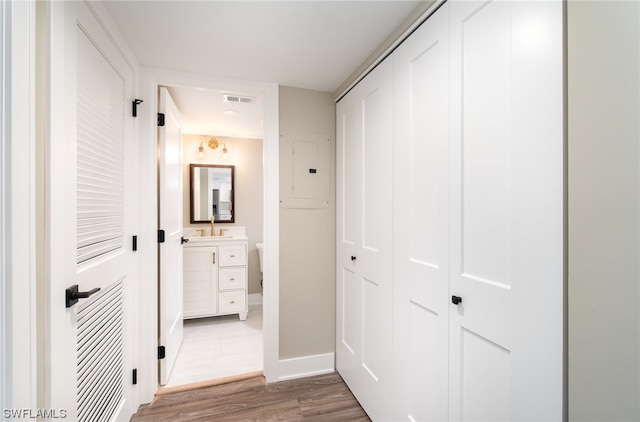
[
  {"x1": 1, "y1": 0, "x2": 38, "y2": 412},
  {"x1": 136, "y1": 68, "x2": 280, "y2": 403}
]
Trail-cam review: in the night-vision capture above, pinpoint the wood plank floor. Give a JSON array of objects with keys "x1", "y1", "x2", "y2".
[{"x1": 130, "y1": 372, "x2": 371, "y2": 422}]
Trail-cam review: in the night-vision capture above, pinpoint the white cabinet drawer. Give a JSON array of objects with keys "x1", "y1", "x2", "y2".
[
  {"x1": 219, "y1": 267, "x2": 246, "y2": 291},
  {"x1": 219, "y1": 290, "x2": 246, "y2": 313},
  {"x1": 218, "y1": 245, "x2": 246, "y2": 267}
]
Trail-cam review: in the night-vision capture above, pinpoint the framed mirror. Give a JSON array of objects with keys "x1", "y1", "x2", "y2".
[{"x1": 190, "y1": 164, "x2": 235, "y2": 223}]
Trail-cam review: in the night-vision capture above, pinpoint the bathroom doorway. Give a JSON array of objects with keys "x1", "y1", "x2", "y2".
[{"x1": 155, "y1": 76, "x2": 274, "y2": 390}]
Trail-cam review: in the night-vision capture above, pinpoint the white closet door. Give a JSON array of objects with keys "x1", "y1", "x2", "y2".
[
  {"x1": 448, "y1": 1, "x2": 564, "y2": 420},
  {"x1": 336, "y1": 59, "x2": 393, "y2": 421},
  {"x1": 392, "y1": 3, "x2": 450, "y2": 421}
]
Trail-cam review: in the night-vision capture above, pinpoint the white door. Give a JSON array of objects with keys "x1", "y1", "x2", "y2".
[
  {"x1": 448, "y1": 1, "x2": 563, "y2": 420},
  {"x1": 158, "y1": 86, "x2": 184, "y2": 385},
  {"x1": 336, "y1": 59, "x2": 393, "y2": 421},
  {"x1": 392, "y1": 3, "x2": 450, "y2": 420},
  {"x1": 46, "y1": 1, "x2": 136, "y2": 420}
]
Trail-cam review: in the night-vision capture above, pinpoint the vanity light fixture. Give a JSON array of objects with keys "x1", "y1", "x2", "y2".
[
  {"x1": 208, "y1": 137, "x2": 229, "y2": 158},
  {"x1": 198, "y1": 136, "x2": 229, "y2": 159}
]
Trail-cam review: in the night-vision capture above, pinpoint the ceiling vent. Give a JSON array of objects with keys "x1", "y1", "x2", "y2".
[{"x1": 223, "y1": 94, "x2": 256, "y2": 104}]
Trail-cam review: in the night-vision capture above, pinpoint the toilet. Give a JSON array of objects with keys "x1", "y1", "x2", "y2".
[
  {"x1": 256, "y1": 243, "x2": 263, "y2": 273},
  {"x1": 256, "y1": 243, "x2": 263, "y2": 291}
]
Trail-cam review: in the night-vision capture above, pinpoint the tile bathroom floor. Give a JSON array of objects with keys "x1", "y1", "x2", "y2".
[{"x1": 164, "y1": 304, "x2": 263, "y2": 388}]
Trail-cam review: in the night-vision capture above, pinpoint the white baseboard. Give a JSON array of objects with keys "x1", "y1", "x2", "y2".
[
  {"x1": 277, "y1": 353, "x2": 335, "y2": 381},
  {"x1": 248, "y1": 293, "x2": 263, "y2": 306}
]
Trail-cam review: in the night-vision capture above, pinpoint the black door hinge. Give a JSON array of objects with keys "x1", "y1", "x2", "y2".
[
  {"x1": 158, "y1": 230, "x2": 165, "y2": 243},
  {"x1": 132, "y1": 368, "x2": 138, "y2": 385},
  {"x1": 132, "y1": 99, "x2": 143, "y2": 117},
  {"x1": 132, "y1": 235, "x2": 138, "y2": 251},
  {"x1": 157, "y1": 113, "x2": 165, "y2": 126},
  {"x1": 158, "y1": 346, "x2": 166, "y2": 360}
]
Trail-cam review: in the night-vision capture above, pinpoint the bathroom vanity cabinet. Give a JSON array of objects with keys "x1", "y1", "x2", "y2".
[{"x1": 183, "y1": 236, "x2": 248, "y2": 320}]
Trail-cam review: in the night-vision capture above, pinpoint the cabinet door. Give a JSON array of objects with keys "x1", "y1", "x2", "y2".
[
  {"x1": 336, "y1": 59, "x2": 394, "y2": 421},
  {"x1": 392, "y1": 4, "x2": 450, "y2": 420},
  {"x1": 448, "y1": 1, "x2": 563, "y2": 420},
  {"x1": 183, "y1": 246, "x2": 217, "y2": 317}
]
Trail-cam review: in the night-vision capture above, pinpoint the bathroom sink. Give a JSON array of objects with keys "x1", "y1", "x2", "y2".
[
  {"x1": 185, "y1": 234, "x2": 248, "y2": 244},
  {"x1": 188, "y1": 235, "x2": 234, "y2": 241}
]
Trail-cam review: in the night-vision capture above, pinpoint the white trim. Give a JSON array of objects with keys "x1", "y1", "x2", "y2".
[
  {"x1": 262, "y1": 82, "x2": 279, "y2": 383},
  {"x1": 277, "y1": 353, "x2": 335, "y2": 381},
  {"x1": 1, "y1": 0, "x2": 6, "y2": 409},
  {"x1": 137, "y1": 68, "x2": 280, "y2": 402},
  {"x1": 2, "y1": 0, "x2": 37, "y2": 412},
  {"x1": 136, "y1": 67, "x2": 159, "y2": 405}
]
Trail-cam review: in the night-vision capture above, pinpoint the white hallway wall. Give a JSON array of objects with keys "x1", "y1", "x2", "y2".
[{"x1": 568, "y1": 1, "x2": 640, "y2": 420}]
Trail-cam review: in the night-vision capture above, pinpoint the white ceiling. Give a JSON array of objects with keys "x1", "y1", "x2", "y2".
[
  {"x1": 102, "y1": 0, "x2": 422, "y2": 138},
  {"x1": 165, "y1": 86, "x2": 266, "y2": 139}
]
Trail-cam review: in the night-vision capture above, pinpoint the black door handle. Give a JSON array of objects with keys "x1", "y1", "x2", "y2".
[
  {"x1": 350, "y1": 255, "x2": 356, "y2": 261},
  {"x1": 66, "y1": 284, "x2": 101, "y2": 308},
  {"x1": 181, "y1": 236, "x2": 190, "y2": 244},
  {"x1": 451, "y1": 295, "x2": 462, "y2": 305}
]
